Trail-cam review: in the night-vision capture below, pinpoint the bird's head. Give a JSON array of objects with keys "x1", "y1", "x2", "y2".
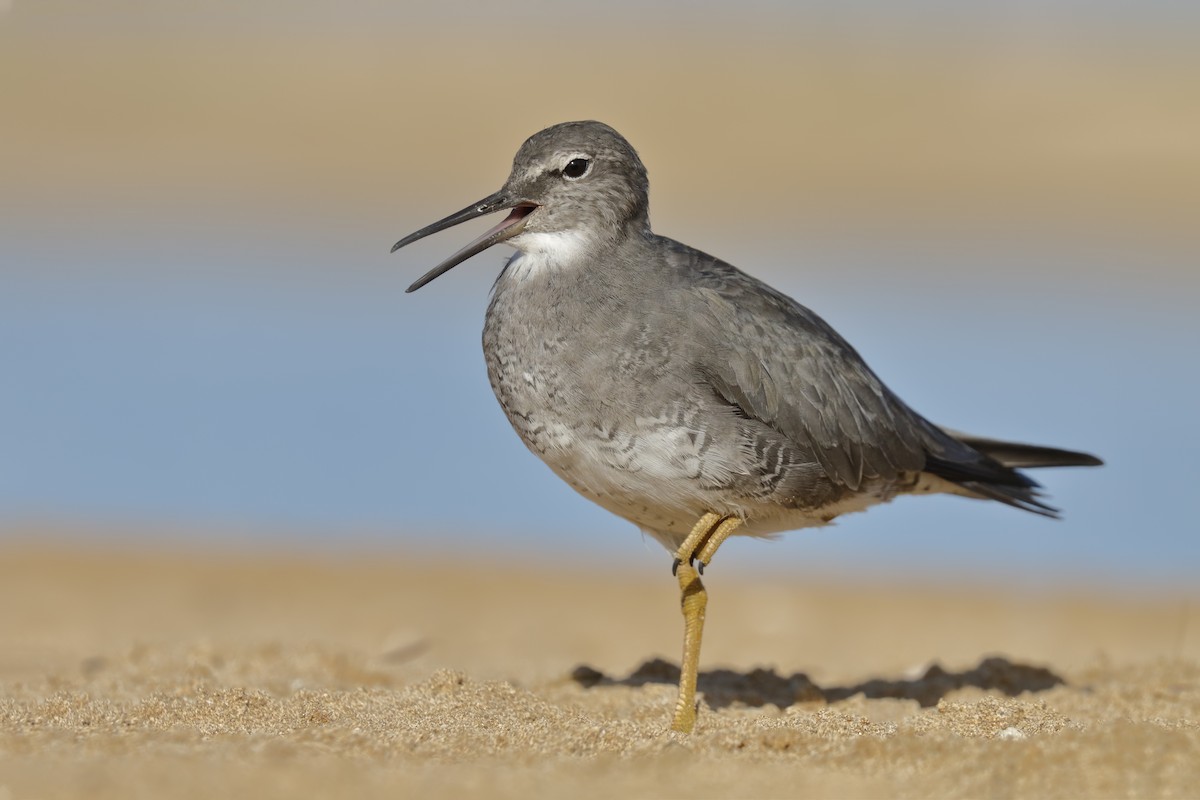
[{"x1": 392, "y1": 121, "x2": 649, "y2": 292}]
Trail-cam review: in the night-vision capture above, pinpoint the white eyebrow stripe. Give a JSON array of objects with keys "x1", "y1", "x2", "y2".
[
  {"x1": 516, "y1": 152, "x2": 594, "y2": 182},
  {"x1": 559, "y1": 152, "x2": 592, "y2": 169}
]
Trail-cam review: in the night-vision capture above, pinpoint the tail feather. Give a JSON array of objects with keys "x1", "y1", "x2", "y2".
[
  {"x1": 957, "y1": 481, "x2": 1061, "y2": 518},
  {"x1": 940, "y1": 429, "x2": 1103, "y2": 469},
  {"x1": 922, "y1": 429, "x2": 1101, "y2": 518}
]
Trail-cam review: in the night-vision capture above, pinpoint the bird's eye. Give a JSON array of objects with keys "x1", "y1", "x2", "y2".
[{"x1": 562, "y1": 158, "x2": 591, "y2": 179}]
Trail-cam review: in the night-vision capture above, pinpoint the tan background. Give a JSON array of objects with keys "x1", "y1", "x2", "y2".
[{"x1": 4, "y1": 5, "x2": 1198, "y2": 260}]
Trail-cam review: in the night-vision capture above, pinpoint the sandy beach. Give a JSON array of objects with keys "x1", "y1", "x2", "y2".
[{"x1": 0, "y1": 540, "x2": 1195, "y2": 798}]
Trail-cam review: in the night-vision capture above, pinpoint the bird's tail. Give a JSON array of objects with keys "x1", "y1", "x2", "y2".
[
  {"x1": 923, "y1": 428, "x2": 1102, "y2": 518},
  {"x1": 942, "y1": 430, "x2": 1103, "y2": 469}
]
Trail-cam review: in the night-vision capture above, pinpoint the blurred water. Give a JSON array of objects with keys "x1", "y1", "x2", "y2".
[{"x1": 2, "y1": 223, "x2": 1195, "y2": 589}]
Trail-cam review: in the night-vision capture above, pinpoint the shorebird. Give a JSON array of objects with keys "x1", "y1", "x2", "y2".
[{"x1": 391, "y1": 121, "x2": 1101, "y2": 733}]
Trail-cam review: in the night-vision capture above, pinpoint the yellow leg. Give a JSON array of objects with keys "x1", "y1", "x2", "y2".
[
  {"x1": 696, "y1": 517, "x2": 742, "y2": 570},
  {"x1": 669, "y1": 513, "x2": 743, "y2": 733},
  {"x1": 671, "y1": 560, "x2": 706, "y2": 733},
  {"x1": 672, "y1": 512, "x2": 724, "y2": 572}
]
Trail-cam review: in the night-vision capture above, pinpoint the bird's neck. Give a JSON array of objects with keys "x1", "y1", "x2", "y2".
[
  {"x1": 509, "y1": 230, "x2": 593, "y2": 265},
  {"x1": 502, "y1": 223, "x2": 647, "y2": 285}
]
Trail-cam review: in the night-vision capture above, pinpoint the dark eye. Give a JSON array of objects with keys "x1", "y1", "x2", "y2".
[{"x1": 562, "y1": 158, "x2": 591, "y2": 179}]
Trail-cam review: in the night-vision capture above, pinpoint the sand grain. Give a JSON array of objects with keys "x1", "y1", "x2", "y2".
[{"x1": 0, "y1": 543, "x2": 1196, "y2": 798}]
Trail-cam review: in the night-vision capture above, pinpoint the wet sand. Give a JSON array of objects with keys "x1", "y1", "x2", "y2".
[{"x1": 0, "y1": 541, "x2": 1196, "y2": 798}]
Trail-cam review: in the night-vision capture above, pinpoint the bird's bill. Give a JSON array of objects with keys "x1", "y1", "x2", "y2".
[{"x1": 391, "y1": 190, "x2": 537, "y2": 293}]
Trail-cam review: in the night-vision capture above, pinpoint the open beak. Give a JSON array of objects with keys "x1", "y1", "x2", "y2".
[{"x1": 391, "y1": 190, "x2": 537, "y2": 293}]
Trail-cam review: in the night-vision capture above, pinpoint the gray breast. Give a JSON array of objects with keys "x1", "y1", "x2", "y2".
[
  {"x1": 480, "y1": 251, "x2": 862, "y2": 541},
  {"x1": 485, "y1": 255, "x2": 696, "y2": 528}
]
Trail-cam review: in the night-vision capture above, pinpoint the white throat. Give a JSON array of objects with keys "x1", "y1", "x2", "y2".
[{"x1": 503, "y1": 230, "x2": 592, "y2": 282}]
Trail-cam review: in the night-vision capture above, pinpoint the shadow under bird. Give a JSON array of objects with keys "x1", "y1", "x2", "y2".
[{"x1": 390, "y1": 120, "x2": 1102, "y2": 733}]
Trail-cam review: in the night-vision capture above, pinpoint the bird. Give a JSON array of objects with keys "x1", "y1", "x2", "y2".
[{"x1": 390, "y1": 120, "x2": 1101, "y2": 733}]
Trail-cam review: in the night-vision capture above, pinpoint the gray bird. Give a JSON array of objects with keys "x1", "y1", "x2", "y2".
[{"x1": 391, "y1": 120, "x2": 1101, "y2": 733}]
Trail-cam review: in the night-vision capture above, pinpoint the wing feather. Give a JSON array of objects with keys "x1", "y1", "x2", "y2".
[
  {"x1": 689, "y1": 278, "x2": 929, "y2": 490},
  {"x1": 658, "y1": 239, "x2": 1097, "y2": 515}
]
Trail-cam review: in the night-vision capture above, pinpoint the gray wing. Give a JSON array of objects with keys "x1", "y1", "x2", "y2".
[
  {"x1": 652, "y1": 239, "x2": 1075, "y2": 520},
  {"x1": 658, "y1": 239, "x2": 1069, "y2": 517},
  {"x1": 676, "y1": 250, "x2": 957, "y2": 492}
]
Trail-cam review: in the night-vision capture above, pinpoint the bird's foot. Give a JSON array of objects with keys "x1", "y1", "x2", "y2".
[
  {"x1": 671, "y1": 513, "x2": 743, "y2": 576},
  {"x1": 696, "y1": 517, "x2": 742, "y2": 569},
  {"x1": 671, "y1": 512, "x2": 724, "y2": 575}
]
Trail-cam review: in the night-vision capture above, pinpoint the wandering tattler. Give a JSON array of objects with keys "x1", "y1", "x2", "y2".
[{"x1": 391, "y1": 120, "x2": 1101, "y2": 733}]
